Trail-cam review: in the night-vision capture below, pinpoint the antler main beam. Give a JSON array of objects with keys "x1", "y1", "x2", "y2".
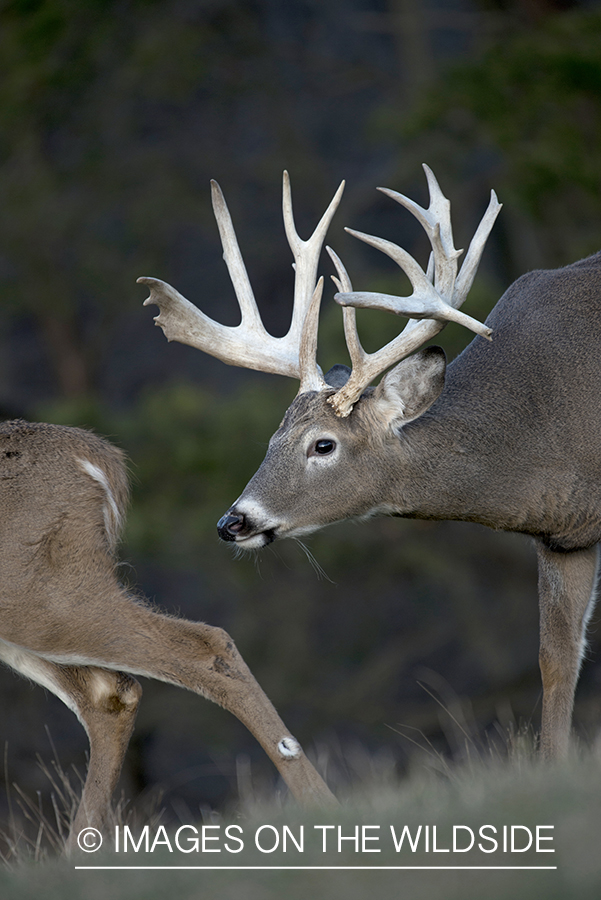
[
  {"x1": 138, "y1": 173, "x2": 344, "y2": 386},
  {"x1": 327, "y1": 165, "x2": 502, "y2": 417}
]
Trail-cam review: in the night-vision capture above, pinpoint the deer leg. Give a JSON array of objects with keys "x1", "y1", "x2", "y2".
[
  {"x1": 536, "y1": 542, "x2": 599, "y2": 758},
  {"x1": 0, "y1": 643, "x2": 141, "y2": 854},
  {"x1": 118, "y1": 616, "x2": 336, "y2": 808},
  {"x1": 53, "y1": 667, "x2": 142, "y2": 854},
  {"x1": 2, "y1": 583, "x2": 335, "y2": 812}
]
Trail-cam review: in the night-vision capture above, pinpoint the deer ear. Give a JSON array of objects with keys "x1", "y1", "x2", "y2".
[
  {"x1": 325, "y1": 364, "x2": 351, "y2": 388},
  {"x1": 372, "y1": 346, "x2": 446, "y2": 429}
]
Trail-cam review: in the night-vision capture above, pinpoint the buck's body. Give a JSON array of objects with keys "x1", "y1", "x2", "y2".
[{"x1": 398, "y1": 251, "x2": 601, "y2": 551}]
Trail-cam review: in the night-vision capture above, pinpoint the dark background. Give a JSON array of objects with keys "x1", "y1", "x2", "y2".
[{"x1": 1, "y1": 0, "x2": 601, "y2": 829}]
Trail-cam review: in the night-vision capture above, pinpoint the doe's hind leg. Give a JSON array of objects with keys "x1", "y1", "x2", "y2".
[{"x1": 0, "y1": 643, "x2": 141, "y2": 854}]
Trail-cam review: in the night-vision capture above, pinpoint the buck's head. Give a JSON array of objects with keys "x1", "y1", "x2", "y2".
[
  {"x1": 216, "y1": 347, "x2": 449, "y2": 548},
  {"x1": 139, "y1": 167, "x2": 501, "y2": 549}
]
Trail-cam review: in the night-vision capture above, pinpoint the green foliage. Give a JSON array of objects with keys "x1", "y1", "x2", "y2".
[
  {"x1": 394, "y1": 9, "x2": 601, "y2": 265},
  {"x1": 441, "y1": 12, "x2": 601, "y2": 208},
  {"x1": 0, "y1": 0, "x2": 273, "y2": 396}
]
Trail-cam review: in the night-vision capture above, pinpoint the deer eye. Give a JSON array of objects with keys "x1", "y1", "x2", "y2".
[{"x1": 310, "y1": 439, "x2": 336, "y2": 456}]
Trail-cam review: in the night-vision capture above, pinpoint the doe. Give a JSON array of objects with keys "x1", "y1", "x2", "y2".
[{"x1": 0, "y1": 419, "x2": 334, "y2": 854}]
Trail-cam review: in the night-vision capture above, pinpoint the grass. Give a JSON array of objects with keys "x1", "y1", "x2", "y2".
[{"x1": 0, "y1": 730, "x2": 601, "y2": 899}]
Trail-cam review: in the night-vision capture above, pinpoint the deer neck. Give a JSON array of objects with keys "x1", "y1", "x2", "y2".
[{"x1": 385, "y1": 375, "x2": 541, "y2": 536}]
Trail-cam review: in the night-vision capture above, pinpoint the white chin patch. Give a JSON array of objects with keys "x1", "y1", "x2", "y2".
[
  {"x1": 235, "y1": 532, "x2": 270, "y2": 550},
  {"x1": 232, "y1": 498, "x2": 276, "y2": 549}
]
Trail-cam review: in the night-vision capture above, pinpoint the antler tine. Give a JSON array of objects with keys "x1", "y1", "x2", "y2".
[
  {"x1": 327, "y1": 168, "x2": 499, "y2": 417},
  {"x1": 210, "y1": 180, "x2": 265, "y2": 332},
  {"x1": 378, "y1": 164, "x2": 463, "y2": 298},
  {"x1": 138, "y1": 274, "x2": 296, "y2": 374},
  {"x1": 140, "y1": 174, "x2": 344, "y2": 383},
  {"x1": 328, "y1": 237, "x2": 435, "y2": 418},
  {"x1": 338, "y1": 227, "x2": 492, "y2": 338},
  {"x1": 326, "y1": 246, "x2": 363, "y2": 371},
  {"x1": 283, "y1": 171, "x2": 345, "y2": 392},
  {"x1": 454, "y1": 189, "x2": 503, "y2": 303},
  {"x1": 344, "y1": 227, "x2": 444, "y2": 302},
  {"x1": 298, "y1": 277, "x2": 326, "y2": 392},
  {"x1": 326, "y1": 246, "x2": 433, "y2": 417}
]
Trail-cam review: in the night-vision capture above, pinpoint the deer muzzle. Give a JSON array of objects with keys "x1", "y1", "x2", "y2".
[
  {"x1": 217, "y1": 512, "x2": 246, "y2": 542},
  {"x1": 217, "y1": 509, "x2": 276, "y2": 547}
]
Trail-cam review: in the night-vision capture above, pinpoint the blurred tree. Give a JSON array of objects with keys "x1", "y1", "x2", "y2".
[
  {"x1": 0, "y1": 0, "x2": 403, "y2": 404},
  {"x1": 0, "y1": 0, "x2": 203, "y2": 395},
  {"x1": 384, "y1": 6, "x2": 601, "y2": 273}
]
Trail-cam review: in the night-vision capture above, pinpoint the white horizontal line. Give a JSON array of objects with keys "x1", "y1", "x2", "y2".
[{"x1": 75, "y1": 865, "x2": 558, "y2": 871}]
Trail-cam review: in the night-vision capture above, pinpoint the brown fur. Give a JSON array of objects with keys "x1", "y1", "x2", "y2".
[{"x1": 0, "y1": 419, "x2": 334, "y2": 854}]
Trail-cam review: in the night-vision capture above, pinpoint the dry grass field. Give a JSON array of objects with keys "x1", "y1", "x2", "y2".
[{"x1": 1, "y1": 736, "x2": 600, "y2": 900}]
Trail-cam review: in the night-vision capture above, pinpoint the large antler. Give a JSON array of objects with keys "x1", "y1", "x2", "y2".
[
  {"x1": 327, "y1": 165, "x2": 502, "y2": 417},
  {"x1": 138, "y1": 172, "x2": 345, "y2": 393}
]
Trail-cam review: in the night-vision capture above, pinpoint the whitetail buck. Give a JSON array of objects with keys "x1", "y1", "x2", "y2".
[
  {"x1": 0, "y1": 420, "x2": 334, "y2": 854},
  {"x1": 141, "y1": 166, "x2": 601, "y2": 762}
]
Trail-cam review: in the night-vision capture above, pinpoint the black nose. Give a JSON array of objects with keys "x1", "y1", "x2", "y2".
[{"x1": 217, "y1": 512, "x2": 246, "y2": 542}]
